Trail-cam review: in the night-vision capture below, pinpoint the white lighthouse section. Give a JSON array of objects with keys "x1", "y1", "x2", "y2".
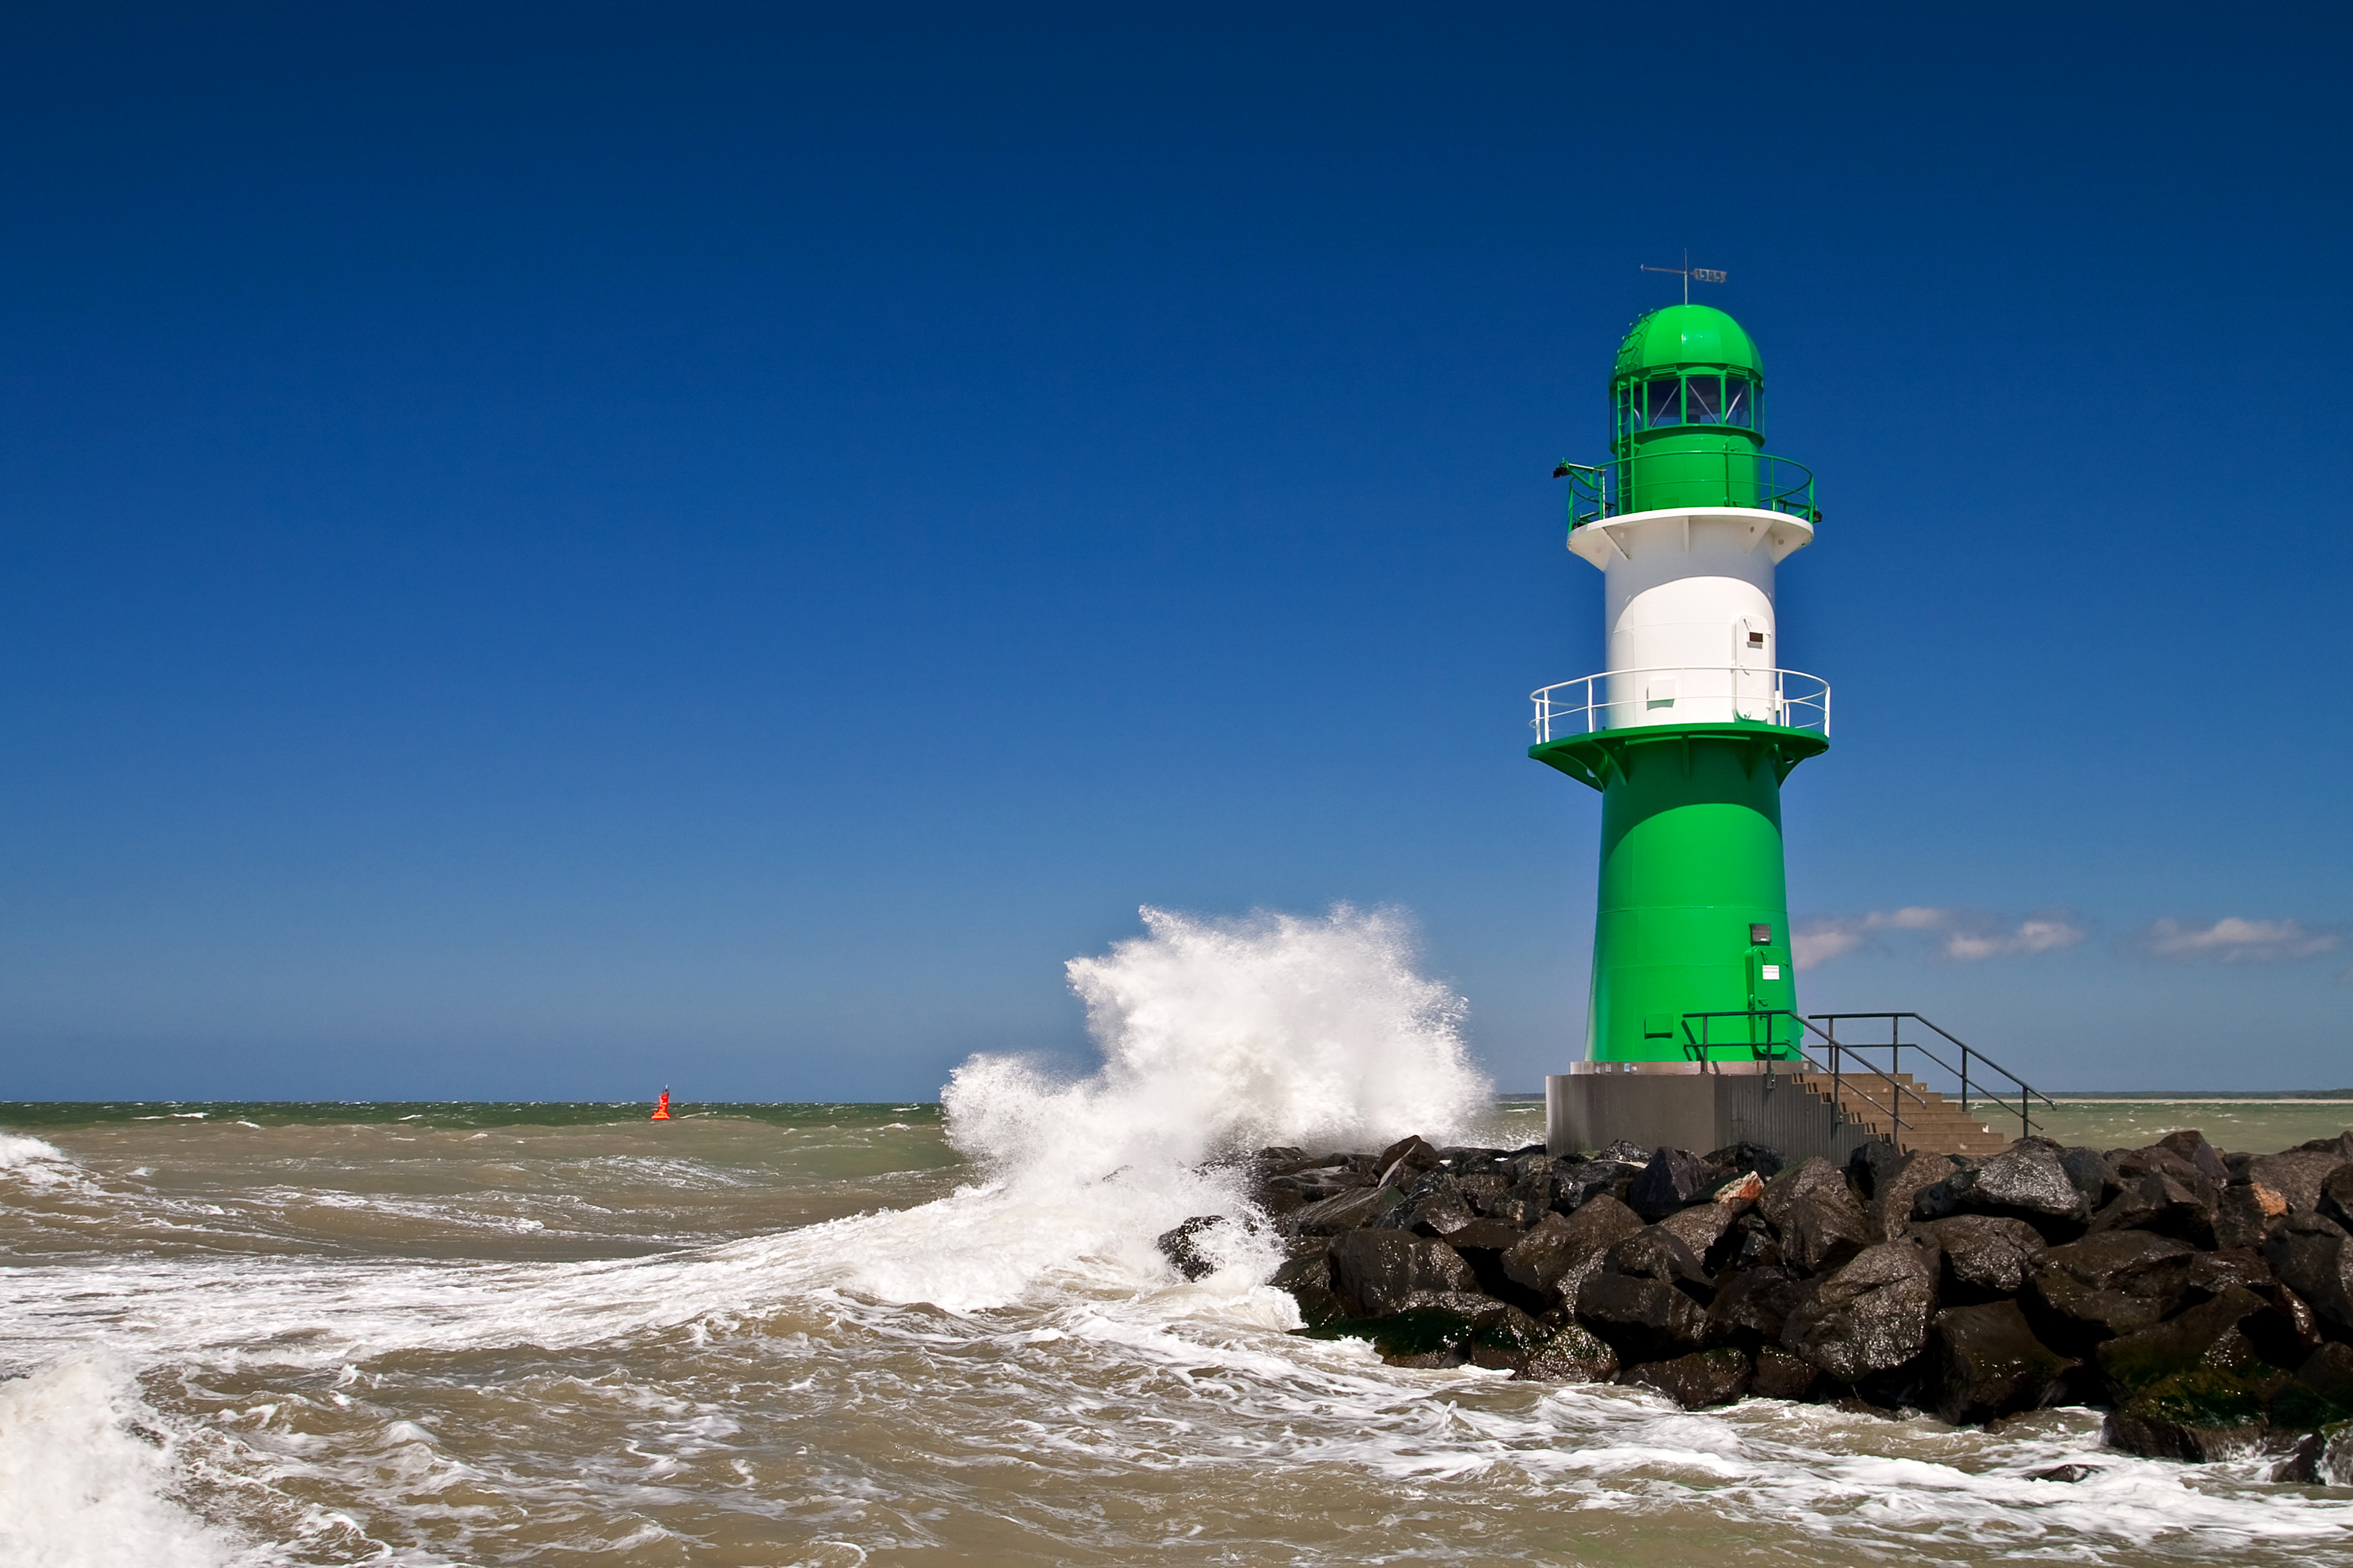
[{"x1": 1568, "y1": 507, "x2": 1814, "y2": 729}]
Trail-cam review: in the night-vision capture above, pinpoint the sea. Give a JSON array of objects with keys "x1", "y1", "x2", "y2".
[{"x1": 3, "y1": 907, "x2": 2351, "y2": 1566}]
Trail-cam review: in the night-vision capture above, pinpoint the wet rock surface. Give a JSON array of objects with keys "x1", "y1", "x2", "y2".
[{"x1": 1249, "y1": 1126, "x2": 2353, "y2": 1464}]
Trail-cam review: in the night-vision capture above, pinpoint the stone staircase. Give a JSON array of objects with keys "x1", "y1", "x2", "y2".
[{"x1": 1789, "y1": 1070, "x2": 2016, "y2": 1155}]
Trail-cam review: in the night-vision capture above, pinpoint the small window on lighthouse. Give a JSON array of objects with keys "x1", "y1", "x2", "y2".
[
  {"x1": 1748, "y1": 631, "x2": 1766, "y2": 648},
  {"x1": 1643, "y1": 377, "x2": 1682, "y2": 427},
  {"x1": 1685, "y1": 375, "x2": 1723, "y2": 423},
  {"x1": 1722, "y1": 378, "x2": 1753, "y2": 427}
]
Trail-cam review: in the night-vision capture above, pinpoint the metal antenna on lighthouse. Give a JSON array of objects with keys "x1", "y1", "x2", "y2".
[{"x1": 1640, "y1": 250, "x2": 1727, "y2": 304}]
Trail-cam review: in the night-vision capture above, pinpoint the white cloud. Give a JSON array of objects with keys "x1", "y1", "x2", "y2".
[
  {"x1": 2139, "y1": 917, "x2": 2341, "y2": 964},
  {"x1": 1793, "y1": 907, "x2": 2087, "y2": 970}
]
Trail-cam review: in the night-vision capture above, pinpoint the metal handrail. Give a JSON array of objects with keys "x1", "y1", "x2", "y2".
[
  {"x1": 1811, "y1": 1013, "x2": 2056, "y2": 1141},
  {"x1": 1554, "y1": 451, "x2": 1820, "y2": 527},
  {"x1": 1530, "y1": 666, "x2": 1830, "y2": 743},
  {"x1": 1678, "y1": 1008, "x2": 1946, "y2": 1150}
]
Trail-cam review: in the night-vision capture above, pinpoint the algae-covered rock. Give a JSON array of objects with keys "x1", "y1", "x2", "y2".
[
  {"x1": 2104, "y1": 1362, "x2": 2277, "y2": 1462},
  {"x1": 1512, "y1": 1320, "x2": 1619, "y2": 1383}
]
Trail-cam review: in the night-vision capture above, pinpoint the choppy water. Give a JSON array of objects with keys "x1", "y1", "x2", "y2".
[{"x1": 4, "y1": 908, "x2": 2352, "y2": 1565}]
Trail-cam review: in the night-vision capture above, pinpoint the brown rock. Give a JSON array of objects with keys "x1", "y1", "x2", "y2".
[
  {"x1": 1623, "y1": 1348, "x2": 1753, "y2": 1409},
  {"x1": 1750, "y1": 1345, "x2": 1821, "y2": 1401}
]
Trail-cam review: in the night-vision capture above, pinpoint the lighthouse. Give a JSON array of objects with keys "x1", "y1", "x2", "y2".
[{"x1": 1534, "y1": 299, "x2": 1828, "y2": 1101}]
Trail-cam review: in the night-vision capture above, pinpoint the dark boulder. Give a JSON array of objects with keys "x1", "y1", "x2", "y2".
[
  {"x1": 2155, "y1": 1130, "x2": 2232, "y2": 1188},
  {"x1": 1374, "y1": 1134, "x2": 1442, "y2": 1187},
  {"x1": 1157, "y1": 1215, "x2": 1229, "y2": 1280},
  {"x1": 1514, "y1": 1320, "x2": 1620, "y2": 1383},
  {"x1": 1721, "y1": 1211, "x2": 1784, "y2": 1273},
  {"x1": 1918, "y1": 1215, "x2": 2047, "y2": 1300},
  {"x1": 1705, "y1": 1141, "x2": 1786, "y2": 1182},
  {"x1": 2087, "y1": 1171, "x2": 2217, "y2": 1247},
  {"x1": 2269, "y1": 1340, "x2": 2353, "y2": 1433},
  {"x1": 2060, "y1": 1146, "x2": 2123, "y2": 1211},
  {"x1": 1374, "y1": 1171, "x2": 1478, "y2": 1237},
  {"x1": 1781, "y1": 1189, "x2": 1877, "y2": 1276},
  {"x1": 1602, "y1": 1226, "x2": 1712, "y2": 1296},
  {"x1": 1273, "y1": 1249, "x2": 1345, "y2": 1329},
  {"x1": 2323, "y1": 1165, "x2": 2353, "y2": 1231},
  {"x1": 2027, "y1": 1463, "x2": 2103, "y2": 1484},
  {"x1": 2112, "y1": 1143, "x2": 2221, "y2": 1209},
  {"x1": 1464, "y1": 1302, "x2": 1555, "y2": 1373},
  {"x1": 1292, "y1": 1183, "x2": 1405, "y2": 1235},
  {"x1": 1759, "y1": 1156, "x2": 1854, "y2": 1231},
  {"x1": 1481, "y1": 1194, "x2": 1551, "y2": 1227},
  {"x1": 1443, "y1": 1218, "x2": 1552, "y2": 1314},
  {"x1": 1750, "y1": 1345, "x2": 1822, "y2": 1401},
  {"x1": 1628, "y1": 1147, "x2": 1709, "y2": 1222},
  {"x1": 1257, "y1": 1161, "x2": 1369, "y2": 1213},
  {"x1": 1844, "y1": 1139, "x2": 1908, "y2": 1200},
  {"x1": 1929, "y1": 1300, "x2": 2079, "y2": 1424},
  {"x1": 1624, "y1": 1348, "x2": 1753, "y2": 1409},
  {"x1": 1916, "y1": 1143, "x2": 2089, "y2": 1237},
  {"x1": 1594, "y1": 1139, "x2": 1652, "y2": 1166},
  {"x1": 2245, "y1": 1149, "x2": 2348, "y2": 1216},
  {"x1": 2103, "y1": 1365, "x2": 2279, "y2": 1463},
  {"x1": 2263, "y1": 1212, "x2": 2353, "y2": 1332},
  {"x1": 2095, "y1": 1284, "x2": 2273, "y2": 1399},
  {"x1": 1866, "y1": 1151, "x2": 1956, "y2": 1241},
  {"x1": 2027, "y1": 1231, "x2": 2197, "y2": 1351},
  {"x1": 1327, "y1": 1229, "x2": 1477, "y2": 1317},
  {"x1": 2213, "y1": 1181, "x2": 2289, "y2": 1251},
  {"x1": 1658, "y1": 1199, "x2": 1738, "y2": 1267},
  {"x1": 1452, "y1": 1173, "x2": 1511, "y2": 1212},
  {"x1": 1577, "y1": 1273, "x2": 1711, "y2": 1363},
  {"x1": 1706, "y1": 1265, "x2": 1803, "y2": 1350},
  {"x1": 1783, "y1": 1239, "x2": 1942, "y2": 1383},
  {"x1": 1309, "y1": 1298, "x2": 1499, "y2": 1368},
  {"x1": 2184, "y1": 1248, "x2": 2275, "y2": 1300},
  {"x1": 1502, "y1": 1195, "x2": 1643, "y2": 1308},
  {"x1": 1550, "y1": 1162, "x2": 1633, "y2": 1215}
]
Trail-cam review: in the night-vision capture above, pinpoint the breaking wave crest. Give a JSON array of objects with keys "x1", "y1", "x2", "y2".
[
  {"x1": 863, "y1": 905, "x2": 1490, "y2": 1311},
  {"x1": 946, "y1": 903, "x2": 1488, "y2": 1177}
]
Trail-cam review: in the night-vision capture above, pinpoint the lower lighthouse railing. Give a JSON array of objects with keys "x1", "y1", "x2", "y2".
[
  {"x1": 1532, "y1": 667, "x2": 1830, "y2": 742},
  {"x1": 1673, "y1": 1009, "x2": 2052, "y2": 1150}
]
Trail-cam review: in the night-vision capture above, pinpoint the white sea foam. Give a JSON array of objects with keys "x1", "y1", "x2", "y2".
[{"x1": 0, "y1": 1357, "x2": 243, "y2": 1568}]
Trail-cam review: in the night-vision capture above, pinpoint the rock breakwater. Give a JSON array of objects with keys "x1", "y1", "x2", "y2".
[{"x1": 1186, "y1": 1126, "x2": 2353, "y2": 1480}]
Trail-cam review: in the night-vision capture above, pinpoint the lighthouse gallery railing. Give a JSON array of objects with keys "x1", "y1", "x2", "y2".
[
  {"x1": 1555, "y1": 451, "x2": 1821, "y2": 528},
  {"x1": 1530, "y1": 667, "x2": 1830, "y2": 743}
]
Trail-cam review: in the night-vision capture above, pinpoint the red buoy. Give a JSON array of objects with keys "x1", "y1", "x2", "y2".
[{"x1": 650, "y1": 1087, "x2": 672, "y2": 1121}]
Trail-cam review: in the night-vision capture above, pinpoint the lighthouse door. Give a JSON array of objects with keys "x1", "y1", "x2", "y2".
[{"x1": 1733, "y1": 618, "x2": 1772, "y2": 722}]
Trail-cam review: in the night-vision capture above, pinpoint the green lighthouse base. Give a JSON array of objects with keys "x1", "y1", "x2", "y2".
[{"x1": 1532, "y1": 720, "x2": 1826, "y2": 1065}]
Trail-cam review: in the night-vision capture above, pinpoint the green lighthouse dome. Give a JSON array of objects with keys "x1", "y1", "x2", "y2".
[{"x1": 1610, "y1": 303, "x2": 1764, "y2": 382}]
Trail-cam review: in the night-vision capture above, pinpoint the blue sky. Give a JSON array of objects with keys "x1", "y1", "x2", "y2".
[{"x1": 1, "y1": 4, "x2": 2348, "y2": 1099}]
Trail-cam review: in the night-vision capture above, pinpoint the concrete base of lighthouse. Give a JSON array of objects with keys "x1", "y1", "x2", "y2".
[{"x1": 1546, "y1": 1061, "x2": 1880, "y2": 1167}]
